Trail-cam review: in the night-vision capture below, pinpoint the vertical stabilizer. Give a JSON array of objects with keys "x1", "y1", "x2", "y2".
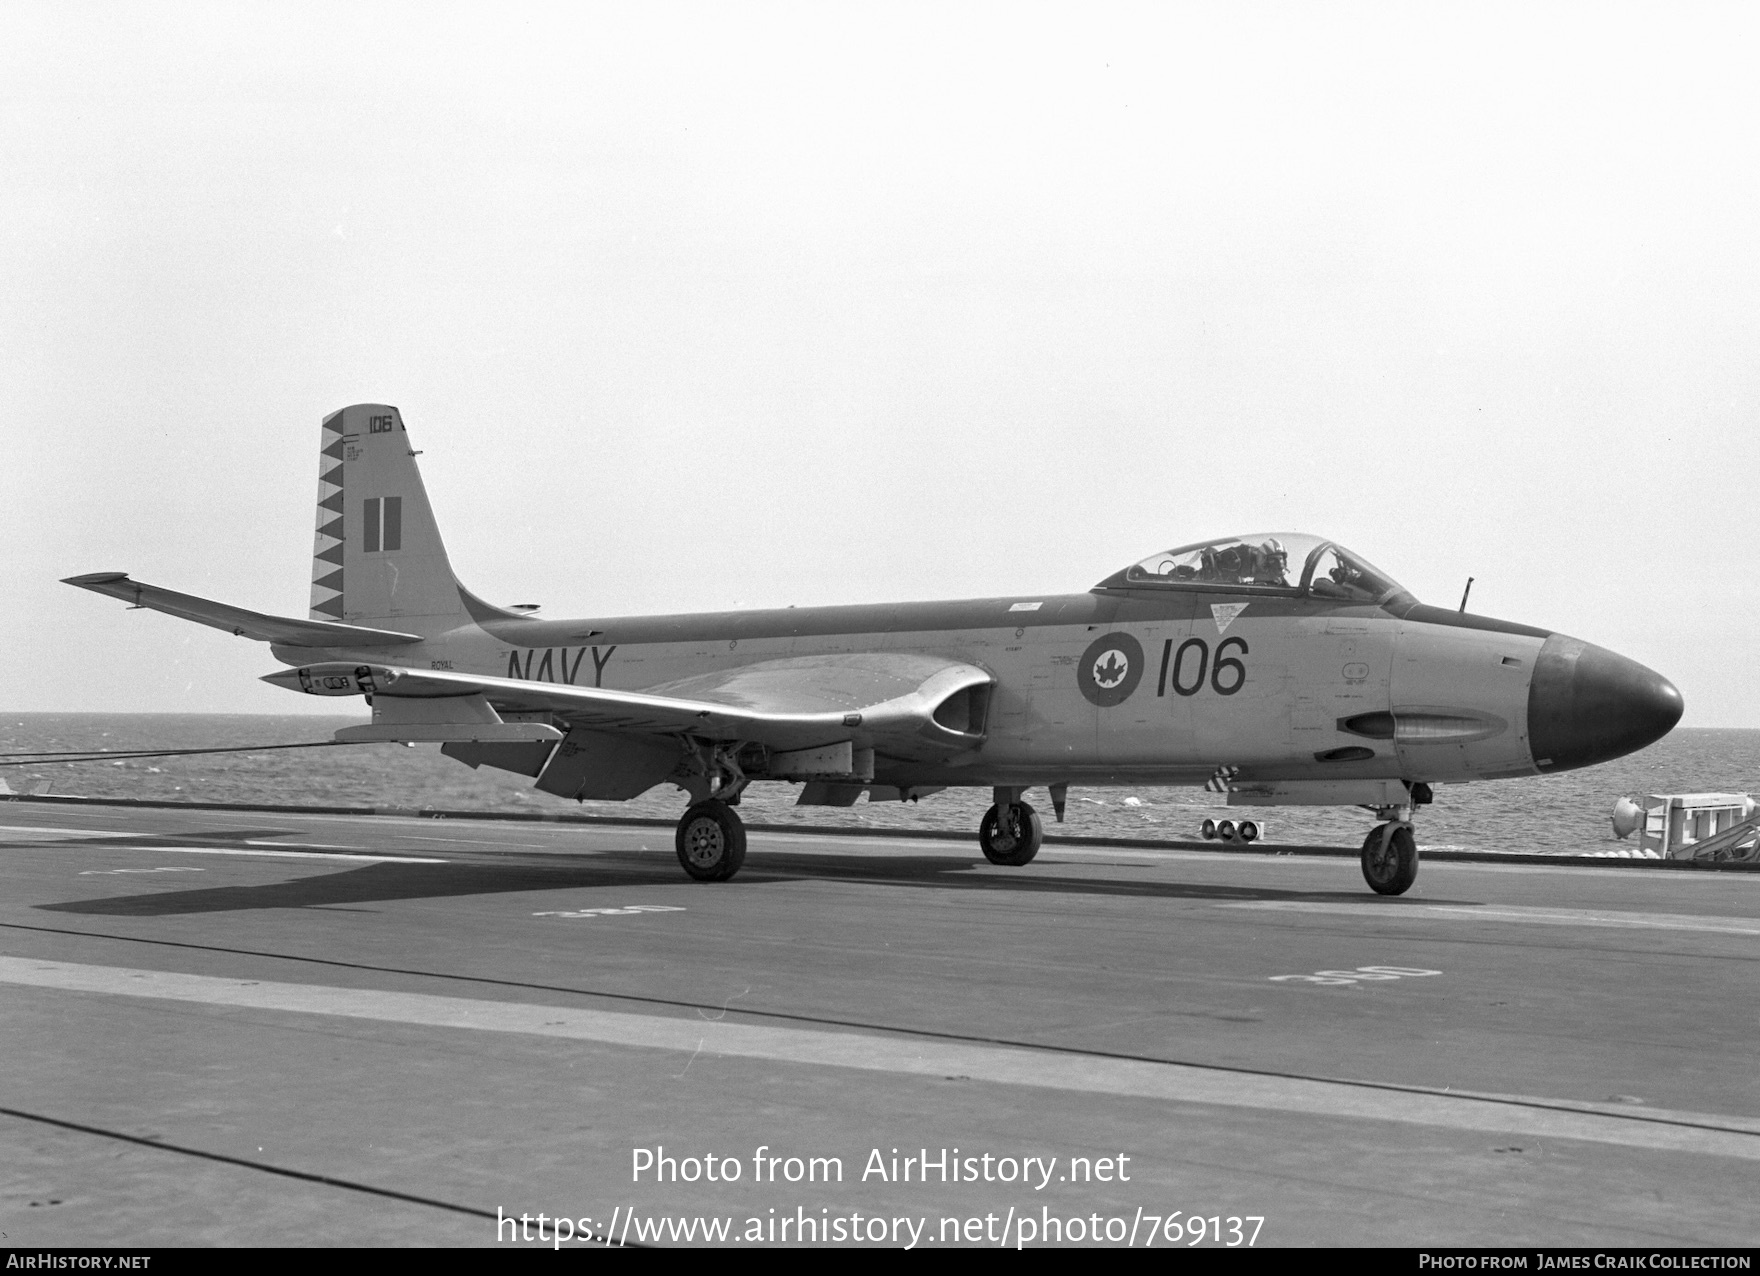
[{"x1": 309, "y1": 405, "x2": 469, "y2": 634}]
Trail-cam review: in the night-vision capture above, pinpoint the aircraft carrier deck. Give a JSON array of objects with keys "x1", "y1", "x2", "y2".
[{"x1": 2, "y1": 799, "x2": 1756, "y2": 1249}]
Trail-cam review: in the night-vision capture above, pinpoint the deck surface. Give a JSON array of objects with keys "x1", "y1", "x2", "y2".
[{"x1": 2, "y1": 802, "x2": 1755, "y2": 1248}]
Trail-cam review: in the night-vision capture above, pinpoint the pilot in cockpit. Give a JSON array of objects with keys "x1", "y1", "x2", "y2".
[
  {"x1": 1252, "y1": 538, "x2": 1289, "y2": 586},
  {"x1": 1311, "y1": 551, "x2": 1388, "y2": 601},
  {"x1": 1329, "y1": 560, "x2": 1367, "y2": 593},
  {"x1": 1197, "y1": 539, "x2": 1289, "y2": 586}
]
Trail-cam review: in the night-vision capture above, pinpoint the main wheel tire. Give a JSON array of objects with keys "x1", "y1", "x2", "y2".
[
  {"x1": 1361, "y1": 824, "x2": 1418, "y2": 895},
  {"x1": 979, "y1": 801, "x2": 1044, "y2": 866},
  {"x1": 676, "y1": 801, "x2": 747, "y2": 882}
]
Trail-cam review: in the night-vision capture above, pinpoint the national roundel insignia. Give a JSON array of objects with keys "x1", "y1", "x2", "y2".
[{"x1": 1077, "y1": 632, "x2": 1145, "y2": 707}]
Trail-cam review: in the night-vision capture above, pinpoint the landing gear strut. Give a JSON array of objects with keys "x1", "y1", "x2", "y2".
[
  {"x1": 1361, "y1": 818, "x2": 1417, "y2": 895},
  {"x1": 676, "y1": 800, "x2": 747, "y2": 882},
  {"x1": 979, "y1": 788, "x2": 1043, "y2": 866},
  {"x1": 671, "y1": 738, "x2": 752, "y2": 881}
]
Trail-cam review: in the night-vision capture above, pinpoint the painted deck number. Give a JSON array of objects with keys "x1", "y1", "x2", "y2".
[{"x1": 1269, "y1": 965, "x2": 1441, "y2": 986}]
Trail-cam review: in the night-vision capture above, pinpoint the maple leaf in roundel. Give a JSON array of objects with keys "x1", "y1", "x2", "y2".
[{"x1": 1093, "y1": 650, "x2": 1128, "y2": 688}]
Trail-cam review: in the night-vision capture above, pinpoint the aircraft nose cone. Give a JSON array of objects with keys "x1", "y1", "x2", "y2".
[{"x1": 1527, "y1": 635, "x2": 1683, "y2": 772}]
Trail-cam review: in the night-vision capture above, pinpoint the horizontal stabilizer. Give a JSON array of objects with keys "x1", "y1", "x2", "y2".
[{"x1": 63, "y1": 573, "x2": 423, "y2": 647}]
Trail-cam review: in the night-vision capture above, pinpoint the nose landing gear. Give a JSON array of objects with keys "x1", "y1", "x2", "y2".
[{"x1": 1361, "y1": 812, "x2": 1418, "y2": 895}]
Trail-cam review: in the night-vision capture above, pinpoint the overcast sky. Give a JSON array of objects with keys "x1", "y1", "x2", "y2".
[{"x1": 4, "y1": 2, "x2": 1756, "y2": 723}]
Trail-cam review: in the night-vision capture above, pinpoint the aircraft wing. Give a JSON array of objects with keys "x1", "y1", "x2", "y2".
[
  {"x1": 262, "y1": 652, "x2": 992, "y2": 756},
  {"x1": 63, "y1": 572, "x2": 423, "y2": 647}
]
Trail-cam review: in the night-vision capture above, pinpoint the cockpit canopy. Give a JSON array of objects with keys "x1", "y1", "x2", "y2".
[{"x1": 1099, "y1": 532, "x2": 1408, "y2": 603}]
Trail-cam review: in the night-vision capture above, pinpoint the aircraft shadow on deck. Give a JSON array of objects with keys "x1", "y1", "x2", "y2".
[{"x1": 36, "y1": 846, "x2": 1471, "y2": 916}]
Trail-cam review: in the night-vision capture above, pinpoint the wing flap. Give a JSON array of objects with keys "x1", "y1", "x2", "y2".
[{"x1": 64, "y1": 573, "x2": 423, "y2": 647}]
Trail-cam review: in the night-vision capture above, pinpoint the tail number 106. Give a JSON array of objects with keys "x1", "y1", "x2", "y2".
[{"x1": 1157, "y1": 637, "x2": 1248, "y2": 698}]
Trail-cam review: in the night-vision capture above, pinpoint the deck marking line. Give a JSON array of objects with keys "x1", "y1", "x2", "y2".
[
  {"x1": 52, "y1": 846, "x2": 445, "y2": 865},
  {"x1": 140, "y1": 847, "x2": 450, "y2": 864},
  {"x1": 1221, "y1": 900, "x2": 1760, "y2": 935},
  {"x1": 3, "y1": 956, "x2": 1758, "y2": 1161},
  {"x1": 398, "y1": 834, "x2": 553, "y2": 847},
  {"x1": 0, "y1": 825, "x2": 124, "y2": 839},
  {"x1": 79, "y1": 867, "x2": 205, "y2": 876},
  {"x1": 0, "y1": 1105, "x2": 514, "y2": 1227},
  {"x1": 0, "y1": 827, "x2": 441, "y2": 863}
]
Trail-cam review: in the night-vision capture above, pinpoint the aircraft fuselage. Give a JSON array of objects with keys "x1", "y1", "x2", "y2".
[{"x1": 270, "y1": 585, "x2": 1679, "y2": 792}]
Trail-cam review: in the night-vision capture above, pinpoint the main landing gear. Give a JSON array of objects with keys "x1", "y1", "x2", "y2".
[
  {"x1": 979, "y1": 788, "x2": 1044, "y2": 866},
  {"x1": 672, "y1": 739, "x2": 752, "y2": 882},
  {"x1": 676, "y1": 800, "x2": 747, "y2": 882},
  {"x1": 1361, "y1": 814, "x2": 1418, "y2": 896}
]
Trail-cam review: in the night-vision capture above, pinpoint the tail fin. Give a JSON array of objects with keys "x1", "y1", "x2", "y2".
[{"x1": 309, "y1": 404, "x2": 474, "y2": 635}]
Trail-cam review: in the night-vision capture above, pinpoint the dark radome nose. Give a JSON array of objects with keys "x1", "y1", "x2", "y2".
[{"x1": 1528, "y1": 635, "x2": 1684, "y2": 772}]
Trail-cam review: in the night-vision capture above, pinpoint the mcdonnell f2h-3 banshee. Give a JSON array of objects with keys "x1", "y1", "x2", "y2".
[{"x1": 67, "y1": 404, "x2": 1684, "y2": 895}]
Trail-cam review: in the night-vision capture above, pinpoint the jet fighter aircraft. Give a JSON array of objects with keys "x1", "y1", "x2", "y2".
[{"x1": 66, "y1": 404, "x2": 1684, "y2": 894}]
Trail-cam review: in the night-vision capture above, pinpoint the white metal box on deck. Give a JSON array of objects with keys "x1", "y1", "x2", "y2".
[{"x1": 1637, "y1": 793, "x2": 1756, "y2": 859}]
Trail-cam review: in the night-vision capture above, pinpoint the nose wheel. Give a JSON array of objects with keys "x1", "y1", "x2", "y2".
[
  {"x1": 676, "y1": 800, "x2": 747, "y2": 881},
  {"x1": 1361, "y1": 822, "x2": 1417, "y2": 895},
  {"x1": 980, "y1": 799, "x2": 1044, "y2": 866}
]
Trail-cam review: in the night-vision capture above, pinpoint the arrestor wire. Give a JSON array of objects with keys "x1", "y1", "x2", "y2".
[{"x1": 0, "y1": 741, "x2": 371, "y2": 767}]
